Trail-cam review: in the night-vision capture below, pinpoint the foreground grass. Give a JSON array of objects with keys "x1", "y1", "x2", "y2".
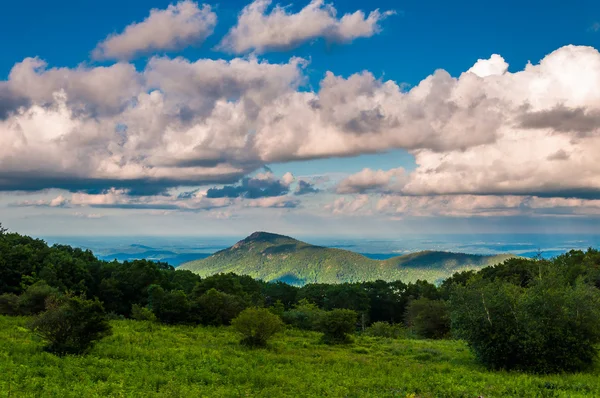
[{"x1": 0, "y1": 316, "x2": 599, "y2": 397}]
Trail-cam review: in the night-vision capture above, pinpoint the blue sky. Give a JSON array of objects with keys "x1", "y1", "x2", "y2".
[{"x1": 1, "y1": 0, "x2": 600, "y2": 237}]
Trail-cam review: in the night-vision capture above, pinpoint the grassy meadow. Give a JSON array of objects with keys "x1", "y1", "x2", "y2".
[{"x1": 1, "y1": 316, "x2": 599, "y2": 398}]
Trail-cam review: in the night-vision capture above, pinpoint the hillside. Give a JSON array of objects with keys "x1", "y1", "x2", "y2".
[{"x1": 179, "y1": 232, "x2": 514, "y2": 285}]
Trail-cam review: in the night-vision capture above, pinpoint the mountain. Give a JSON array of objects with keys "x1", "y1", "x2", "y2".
[{"x1": 178, "y1": 232, "x2": 515, "y2": 285}]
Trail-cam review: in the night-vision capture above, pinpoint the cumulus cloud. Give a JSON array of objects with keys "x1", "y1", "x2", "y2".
[
  {"x1": 467, "y1": 54, "x2": 509, "y2": 78},
  {"x1": 295, "y1": 180, "x2": 320, "y2": 195},
  {"x1": 0, "y1": 56, "x2": 305, "y2": 192},
  {"x1": 243, "y1": 196, "x2": 300, "y2": 208},
  {"x1": 0, "y1": 82, "x2": 30, "y2": 120},
  {"x1": 205, "y1": 172, "x2": 293, "y2": 198},
  {"x1": 336, "y1": 167, "x2": 406, "y2": 194},
  {"x1": 7, "y1": 58, "x2": 142, "y2": 116},
  {"x1": 15, "y1": 195, "x2": 69, "y2": 208},
  {"x1": 589, "y1": 22, "x2": 600, "y2": 32},
  {"x1": 374, "y1": 195, "x2": 600, "y2": 218},
  {"x1": 326, "y1": 195, "x2": 371, "y2": 215},
  {"x1": 2, "y1": 42, "x2": 600, "y2": 202},
  {"x1": 323, "y1": 193, "x2": 600, "y2": 218},
  {"x1": 92, "y1": 1, "x2": 217, "y2": 60},
  {"x1": 12, "y1": 185, "x2": 301, "y2": 212},
  {"x1": 519, "y1": 105, "x2": 600, "y2": 135},
  {"x1": 219, "y1": 0, "x2": 394, "y2": 54},
  {"x1": 401, "y1": 45, "x2": 600, "y2": 199}
]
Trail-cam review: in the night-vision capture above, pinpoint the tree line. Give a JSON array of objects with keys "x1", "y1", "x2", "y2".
[{"x1": 1, "y1": 225, "x2": 600, "y2": 373}]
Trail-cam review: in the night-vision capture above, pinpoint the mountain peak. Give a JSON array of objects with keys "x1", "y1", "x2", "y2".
[
  {"x1": 181, "y1": 232, "x2": 516, "y2": 285},
  {"x1": 243, "y1": 231, "x2": 292, "y2": 243}
]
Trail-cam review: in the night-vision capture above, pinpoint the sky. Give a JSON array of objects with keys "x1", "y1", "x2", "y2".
[{"x1": 1, "y1": 0, "x2": 600, "y2": 237}]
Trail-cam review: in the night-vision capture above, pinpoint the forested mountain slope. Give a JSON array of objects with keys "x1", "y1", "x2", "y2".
[{"x1": 179, "y1": 232, "x2": 514, "y2": 285}]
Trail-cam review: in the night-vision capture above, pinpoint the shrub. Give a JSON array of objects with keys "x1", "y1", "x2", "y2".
[
  {"x1": 451, "y1": 268, "x2": 600, "y2": 373},
  {"x1": 231, "y1": 307, "x2": 284, "y2": 347},
  {"x1": 317, "y1": 309, "x2": 357, "y2": 344},
  {"x1": 282, "y1": 299, "x2": 324, "y2": 331},
  {"x1": 148, "y1": 286, "x2": 191, "y2": 324},
  {"x1": 192, "y1": 288, "x2": 245, "y2": 326},
  {"x1": 18, "y1": 281, "x2": 59, "y2": 315},
  {"x1": 131, "y1": 304, "x2": 157, "y2": 322},
  {"x1": 405, "y1": 298, "x2": 450, "y2": 339},
  {"x1": 268, "y1": 300, "x2": 285, "y2": 317},
  {"x1": 0, "y1": 293, "x2": 20, "y2": 315},
  {"x1": 364, "y1": 321, "x2": 406, "y2": 339},
  {"x1": 28, "y1": 295, "x2": 112, "y2": 355}
]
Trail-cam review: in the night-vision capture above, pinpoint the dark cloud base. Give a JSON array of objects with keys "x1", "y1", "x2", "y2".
[{"x1": 0, "y1": 172, "x2": 247, "y2": 196}]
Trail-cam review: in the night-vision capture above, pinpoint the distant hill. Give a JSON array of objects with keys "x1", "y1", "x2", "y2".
[
  {"x1": 99, "y1": 251, "x2": 211, "y2": 266},
  {"x1": 178, "y1": 232, "x2": 515, "y2": 285}
]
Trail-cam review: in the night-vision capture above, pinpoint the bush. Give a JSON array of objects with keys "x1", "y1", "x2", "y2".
[
  {"x1": 131, "y1": 304, "x2": 157, "y2": 322},
  {"x1": 28, "y1": 295, "x2": 112, "y2": 355},
  {"x1": 148, "y1": 286, "x2": 191, "y2": 324},
  {"x1": 405, "y1": 298, "x2": 450, "y2": 339},
  {"x1": 192, "y1": 288, "x2": 245, "y2": 326},
  {"x1": 268, "y1": 300, "x2": 285, "y2": 317},
  {"x1": 364, "y1": 321, "x2": 406, "y2": 339},
  {"x1": 451, "y1": 268, "x2": 600, "y2": 373},
  {"x1": 231, "y1": 307, "x2": 284, "y2": 347},
  {"x1": 317, "y1": 309, "x2": 357, "y2": 344},
  {"x1": 0, "y1": 293, "x2": 20, "y2": 315},
  {"x1": 18, "y1": 281, "x2": 59, "y2": 315},
  {"x1": 282, "y1": 299, "x2": 324, "y2": 331}
]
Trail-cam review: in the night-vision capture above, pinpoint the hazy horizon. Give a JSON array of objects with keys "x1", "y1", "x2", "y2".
[{"x1": 32, "y1": 232, "x2": 600, "y2": 266}]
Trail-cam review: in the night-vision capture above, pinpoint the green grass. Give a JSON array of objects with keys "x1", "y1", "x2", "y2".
[
  {"x1": 1, "y1": 316, "x2": 599, "y2": 397},
  {"x1": 179, "y1": 232, "x2": 514, "y2": 285}
]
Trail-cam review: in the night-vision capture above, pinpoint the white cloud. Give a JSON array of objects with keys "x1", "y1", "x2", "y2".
[
  {"x1": 219, "y1": 0, "x2": 394, "y2": 54},
  {"x1": 49, "y1": 195, "x2": 69, "y2": 207},
  {"x1": 403, "y1": 47, "x2": 600, "y2": 198},
  {"x1": 281, "y1": 172, "x2": 295, "y2": 186},
  {"x1": 92, "y1": 1, "x2": 217, "y2": 61},
  {"x1": 2, "y1": 43, "x2": 600, "y2": 203},
  {"x1": 326, "y1": 195, "x2": 371, "y2": 215},
  {"x1": 7, "y1": 58, "x2": 141, "y2": 115},
  {"x1": 336, "y1": 167, "x2": 406, "y2": 194},
  {"x1": 11, "y1": 172, "x2": 303, "y2": 212},
  {"x1": 467, "y1": 54, "x2": 509, "y2": 78},
  {"x1": 373, "y1": 195, "x2": 600, "y2": 218},
  {"x1": 242, "y1": 196, "x2": 300, "y2": 208}
]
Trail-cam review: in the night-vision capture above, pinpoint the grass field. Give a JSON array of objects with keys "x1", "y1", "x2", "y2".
[{"x1": 1, "y1": 316, "x2": 599, "y2": 397}]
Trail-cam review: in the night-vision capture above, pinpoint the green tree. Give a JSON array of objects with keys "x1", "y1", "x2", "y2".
[
  {"x1": 451, "y1": 265, "x2": 600, "y2": 373},
  {"x1": 131, "y1": 304, "x2": 157, "y2": 322},
  {"x1": 363, "y1": 280, "x2": 407, "y2": 324},
  {"x1": 18, "y1": 280, "x2": 59, "y2": 315},
  {"x1": 193, "y1": 273, "x2": 263, "y2": 305},
  {"x1": 231, "y1": 307, "x2": 284, "y2": 347},
  {"x1": 192, "y1": 288, "x2": 245, "y2": 326},
  {"x1": 282, "y1": 299, "x2": 324, "y2": 331},
  {"x1": 317, "y1": 309, "x2": 357, "y2": 344},
  {"x1": 262, "y1": 281, "x2": 298, "y2": 309},
  {"x1": 0, "y1": 293, "x2": 19, "y2": 315},
  {"x1": 405, "y1": 298, "x2": 450, "y2": 339},
  {"x1": 364, "y1": 321, "x2": 406, "y2": 339},
  {"x1": 147, "y1": 286, "x2": 190, "y2": 324},
  {"x1": 28, "y1": 295, "x2": 112, "y2": 355},
  {"x1": 268, "y1": 300, "x2": 285, "y2": 317}
]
